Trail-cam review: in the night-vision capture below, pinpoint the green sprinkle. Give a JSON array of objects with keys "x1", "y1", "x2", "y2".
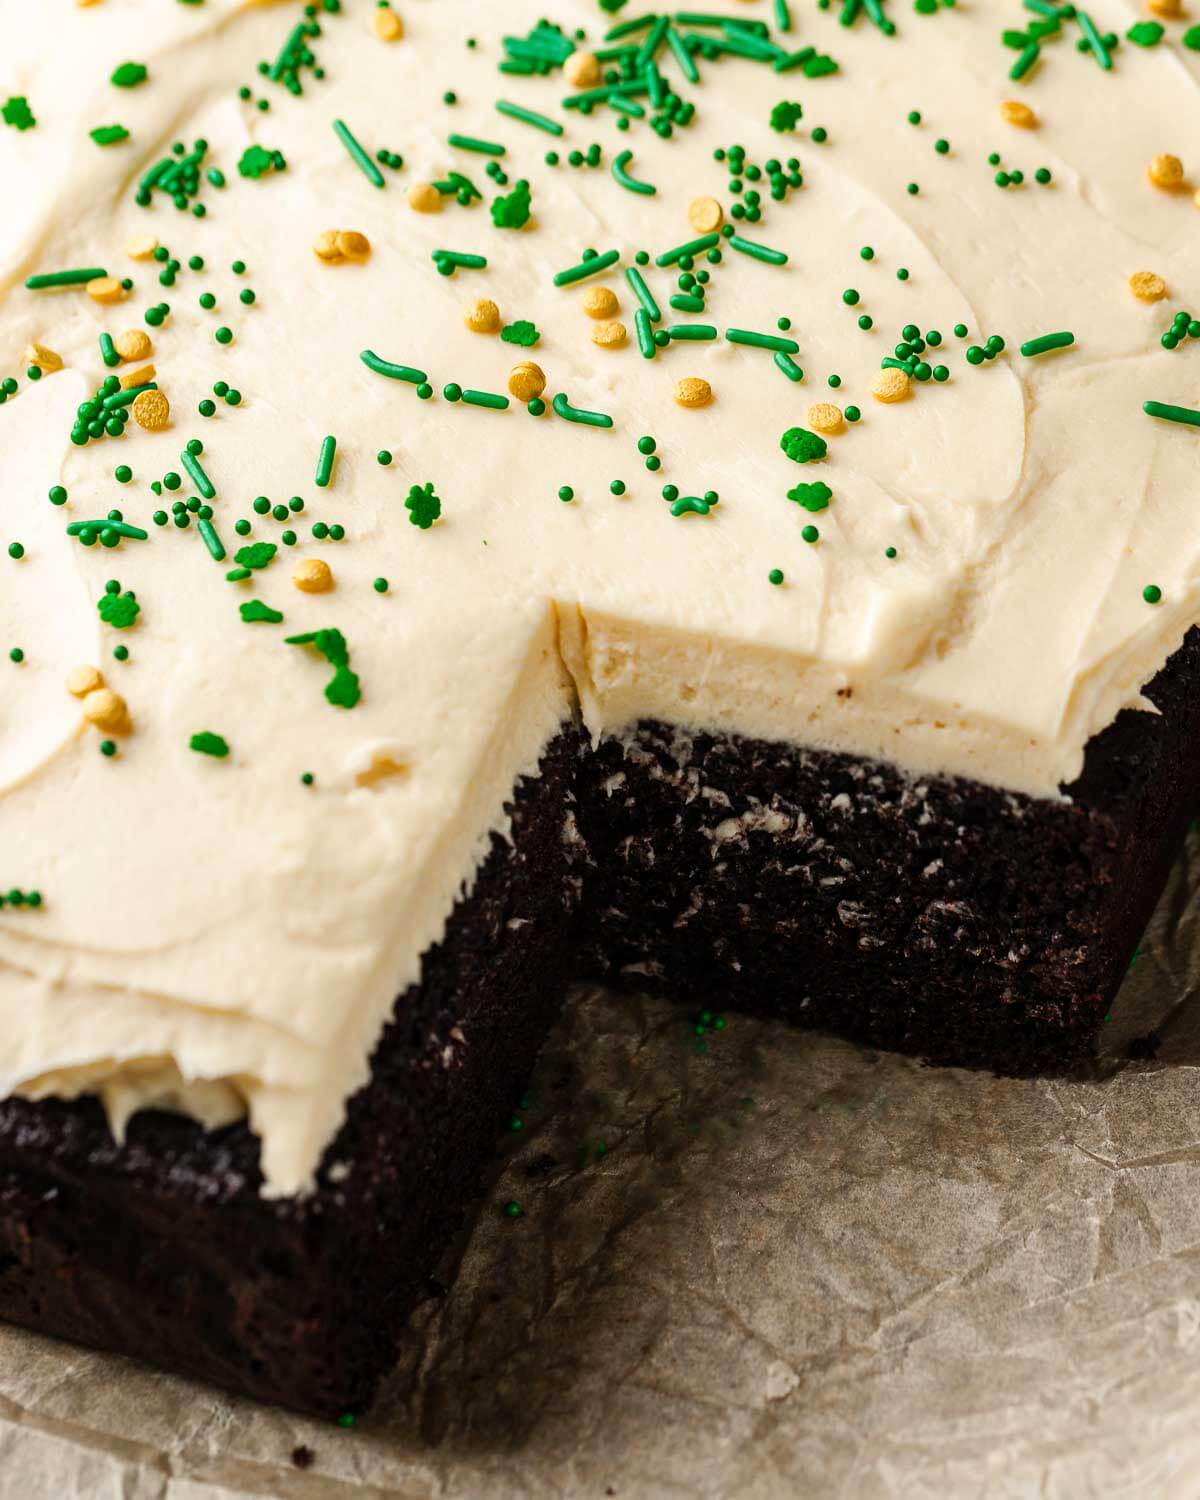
[
  {"x1": 727, "y1": 327, "x2": 799, "y2": 353},
  {"x1": 781, "y1": 426, "x2": 828, "y2": 463},
  {"x1": 461, "y1": 388, "x2": 510, "y2": 410},
  {"x1": 801, "y1": 523, "x2": 819, "y2": 543},
  {"x1": 373, "y1": 577, "x2": 389, "y2": 593},
  {"x1": 501, "y1": 320, "x2": 539, "y2": 347},
  {"x1": 25, "y1": 268, "x2": 108, "y2": 290},
  {"x1": 190, "y1": 731, "x2": 230, "y2": 758},
  {"x1": 668, "y1": 324, "x2": 718, "y2": 341},
  {"x1": 1143, "y1": 584, "x2": 1163, "y2": 604},
  {"x1": 769, "y1": 567, "x2": 785, "y2": 585},
  {"x1": 725, "y1": 233, "x2": 788, "y2": 267},
  {"x1": 552, "y1": 393, "x2": 614, "y2": 428},
  {"x1": 1076, "y1": 11, "x2": 1112, "y2": 69},
  {"x1": 234, "y1": 541, "x2": 277, "y2": 570},
  {"x1": 1020, "y1": 330, "x2": 1074, "y2": 357},
  {"x1": 1010, "y1": 40, "x2": 1040, "y2": 79},
  {"x1": 656, "y1": 233, "x2": 719, "y2": 268},
  {"x1": 90, "y1": 124, "x2": 130, "y2": 147},
  {"x1": 181, "y1": 447, "x2": 216, "y2": 498},
  {"x1": 612, "y1": 149, "x2": 656, "y2": 195},
  {"x1": 774, "y1": 351, "x2": 804, "y2": 381},
  {"x1": 240, "y1": 600, "x2": 283, "y2": 624},
  {"x1": 111, "y1": 62, "x2": 148, "y2": 88},
  {"x1": 448, "y1": 133, "x2": 506, "y2": 156},
  {"x1": 554, "y1": 249, "x2": 621, "y2": 287},
  {"x1": 1126, "y1": 20, "x2": 1163, "y2": 45},
  {"x1": 197, "y1": 517, "x2": 226, "y2": 561},
  {"x1": 2, "y1": 96, "x2": 35, "y2": 131},
  {"x1": 1143, "y1": 400, "x2": 1200, "y2": 428},
  {"x1": 495, "y1": 100, "x2": 562, "y2": 136},
  {"x1": 315, "y1": 434, "x2": 337, "y2": 487},
  {"x1": 333, "y1": 118, "x2": 385, "y2": 188},
  {"x1": 634, "y1": 308, "x2": 657, "y2": 359},
  {"x1": 360, "y1": 350, "x2": 427, "y2": 383},
  {"x1": 625, "y1": 266, "x2": 662, "y2": 323}
]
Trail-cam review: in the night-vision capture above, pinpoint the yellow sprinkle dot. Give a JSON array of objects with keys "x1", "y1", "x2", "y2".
[
  {"x1": 674, "y1": 376, "x2": 712, "y2": 409},
  {"x1": 465, "y1": 298, "x2": 502, "y2": 334},
  {"x1": 591, "y1": 319, "x2": 627, "y2": 349},
  {"x1": 1147, "y1": 0, "x2": 1182, "y2": 16},
  {"x1": 66, "y1": 665, "x2": 104, "y2": 698},
  {"x1": 407, "y1": 181, "x2": 443, "y2": 214},
  {"x1": 132, "y1": 389, "x2": 170, "y2": 431},
  {"x1": 563, "y1": 51, "x2": 602, "y2": 88},
  {"x1": 373, "y1": 5, "x2": 403, "y2": 40},
  {"x1": 870, "y1": 368, "x2": 910, "y2": 404},
  {"x1": 1129, "y1": 271, "x2": 1167, "y2": 303},
  {"x1": 25, "y1": 342, "x2": 63, "y2": 374},
  {"x1": 999, "y1": 100, "x2": 1037, "y2": 129},
  {"x1": 313, "y1": 229, "x2": 344, "y2": 262},
  {"x1": 124, "y1": 234, "x2": 159, "y2": 260},
  {"x1": 507, "y1": 361, "x2": 547, "y2": 402},
  {"x1": 113, "y1": 328, "x2": 152, "y2": 362},
  {"x1": 687, "y1": 196, "x2": 724, "y2": 234},
  {"x1": 120, "y1": 362, "x2": 156, "y2": 390},
  {"x1": 294, "y1": 558, "x2": 334, "y2": 594},
  {"x1": 807, "y1": 402, "x2": 844, "y2": 435},
  {"x1": 81, "y1": 688, "x2": 128, "y2": 733},
  {"x1": 86, "y1": 276, "x2": 124, "y2": 305},
  {"x1": 335, "y1": 230, "x2": 371, "y2": 262},
  {"x1": 355, "y1": 753, "x2": 407, "y2": 788},
  {"x1": 1148, "y1": 153, "x2": 1184, "y2": 190},
  {"x1": 582, "y1": 285, "x2": 619, "y2": 320}
]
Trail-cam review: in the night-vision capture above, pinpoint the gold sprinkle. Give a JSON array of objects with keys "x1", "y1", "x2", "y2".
[
  {"x1": 132, "y1": 389, "x2": 170, "y2": 431},
  {"x1": 1194, "y1": 187, "x2": 1200, "y2": 211},
  {"x1": 66, "y1": 665, "x2": 104, "y2": 698},
  {"x1": 687, "y1": 196, "x2": 724, "y2": 234},
  {"x1": 335, "y1": 229, "x2": 371, "y2": 262},
  {"x1": 674, "y1": 376, "x2": 712, "y2": 409},
  {"x1": 355, "y1": 753, "x2": 407, "y2": 788},
  {"x1": 999, "y1": 100, "x2": 1037, "y2": 129},
  {"x1": 25, "y1": 342, "x2": 63, "y2": 374},
  {"x1": 81, "y1": 688, "x2": 128, "y2": 734},
  {"x1": 1148, "y1": 153, "x2": 1184, "y2": 191},
  {"x1": 1147, "y1": 0, "x2": 1182, "y2": 16},
  {"x1": 464, "y1": 297, "x2": 502, "y2": 334},
  {"x1": 124, "y1": 234, "x2": 159, "y2": 261},
  {"x1": 1129, "y1": 271, "x2": 1167, "y2": 303},
  {"x1": 120, "y1": 362, "x2": 156, "y2": 390},
  {"x1": 114, "y1": 328, "x2": 152, "y2": 362},
  {"x1": 870, "y1": 368, "x2": 910, "y2": 404},
  {"x1": 313, "y1": 229, "x2": 344, "y2": 262},
  {"x1": 563, "y1": 51, "x2": 602, "y2": 88},
  {"x1": 373, "y1": 4, "x2": 403, "y2": 40},
  {"x1": 807, "y1": 402, "x2": 844, "y2": 435},
  {"x1": 582, "y1": 285, "x2": 619, "y2": 320},
  {"x1": 507, "y1": 361, "x2": 546, "y2": 402},
  {"x1": 591, "y1": 319, "x2": 627, "y2": 349},
  {"x1": 86, "y1": 275, "x2": 124, "y2": 305},
  {"x1": 293, "y1": 558, "x2": 334, "y2": 594},
  {"x1": 407, "y1": 181, "x2": 442, "y2": 214}
]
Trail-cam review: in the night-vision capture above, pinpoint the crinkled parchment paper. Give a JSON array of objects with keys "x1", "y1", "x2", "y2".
[{"x1": 5, "y1": 840, "x2": 1200, "y2": 1499}]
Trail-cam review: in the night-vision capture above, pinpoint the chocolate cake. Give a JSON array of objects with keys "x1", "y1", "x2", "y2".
[{"x1": 1, "y1": 0, "x2": 1199, "y2": 1418}]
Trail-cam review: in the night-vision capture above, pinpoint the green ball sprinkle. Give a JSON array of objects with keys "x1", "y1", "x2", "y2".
[
  {"x1": 768, "y1": 568, "x2": 784, "y2": 586},
  {"x1": 49, "y1": 485, "x2": 68, "y2": 506},
  {"x1": 954, "y1": 322, "x2": 968, "y2": 338},
  {"x1": 113, "y1": 644, "x2": 129, "y2": 662},
  {"x1": 896, "y1": 267, "x2": 909, "y2": 281},
  {"x1": 115, "y1": 465, "x2": 132, "y2": 483},
  {"x1": 645, "y1": 455, "x2": 661, "y2": 472},
  {"x1": 239, "y1": 288, "x2": 256, "y2": 305},
  {"x1": 906, "y1": 182, "x2": 919, "y2": 195},
  {"x1": 842, "y1": 288, "x2": 860, "y2": 306},
  {"x1": 100, "y1": 739, "x2": 117, "y2": 758},
  {"x1": 907, "y1": 110, "x2": 921, "y2": 125},
  {"x1": 812, "y1": 127, "x2": 828, "y2": 143},
  {"x1": 235, "y1": 518, "x2": 251, "y2": 536},
  {"x1": 844, "y1": 405, "x2": 860, "y2": 422},
  {"x1": 9, "y1": 648, "x2": 23, "y2": 664},
  {"x1": 637, "y1": 435, "x2": 657, "y2": 455},
  {"x1": 1035, "y1": 166, "x2": 1052, "y2": 184},
  {"x1": 610, "y1": 480, "x2": 626, "y2": 495},
  {"x1": 1143, "y1": 584, "x2": 1162, "y2": 604},
  {"x1": 858, "y1": 314, "x2": 873, "y2": 330},
  {"x1": 827, "y1": 373, "x2": 841, "y2": 389},
  {"x1": 377, "y1": 449, "x2": 392, "y2": 466},
  {"x1": 301, "y1": 772, "x2": 314, "y2": 786},
  {"x1": 199, "y1": 399, "x2": 216, "y2": 416},
  {"x1": 215, "y1": 326, "x2": 233, "y2": 345},
  {"x1": 8, "y1": 543, "x2": 24, "y2": 560},
  {"x1": 373, "y1": 577, "x2": 389, "y2": 593},
  {"x1": 934, "y1": 138, "x2": 949, "y2": 155},
  {"x1": 199, "y1": 291, "x2": 216, "y2": 310},
  {"x1": 801, "y1": 524, "x2": 819, "y2": 544},
  {"x1": 885, "y1": 546, "x2": 897, "y2": 559},
  {"x1": 860, "y1": 246, "x2": 874, "y2": 260},
  {"x1": 558, "y1": 485, "x2": 574, "y2": 502}
]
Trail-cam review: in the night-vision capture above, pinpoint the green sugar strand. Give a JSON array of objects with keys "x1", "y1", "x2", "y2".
[
  {"x1": 1076, "y1": 10, "x2": 1112, "y2": 68},
  {"x1": 461, "y1": 389, "x2": 510, "y2": 410},
  {"x1": 1020, "y1": 330, "x2": 1074, "y2": 356},
  {"x1": 726, "y1": 327, "x2": 800, "y2": 353},
  {"x1": 360, "y1": 350, "x2": 427, "y2": 383},
  {"x1": 1143, "y1": 400, "x2": 1200, "y2": 428},
  {"x1": 656, "y1": 232, "x2": 719, "y2": 267},
  {"x1": 315, "y1": 434, "x2": 337, "y2": 487},
  {"x1": 635, "y1": 307, "x2": 657, "y2": 359},
  {"x1": 332, "y1": 118, "x2": 386, "y2": 188},
  {"x1": 553, "y1": 248, "x2": 621, "y2": 287},
  {"x1": 605, "y1": 13, "x2": 659, "y2": 41},
  {"x1": 665, "y1": 26, "x2": 701, "y2": 82},
  {"x1": 198, "y1": 517, "x2": 226, "y2": 561},
  {"x1": 101, "y1": 382, "x2": 156, "y2": 411},
  {"x1": 774, "y1": 351, "x2": 805, "y2": 381},
  {"x1": 612, "y1": 149, "x2": 657, "y2": 195},
  {"x1": 669, "y1": 324, "x2": 718, "y2": 340},
  {"x1": 1010, "y1": 40, "x2": 1040, "y2": 79},
  {"x1": 448, "y1": 133, "x2": 506, "y2": 156},
  {"x1": 25, "y1": 268, "x2": 108, "y2": 289},
  {"x1": 726, "y1": 234, "x2": 788, "y2": 266},
  {"x1": 99, "y1": 332, "x2": 120, "y2": 368},
  {"x1": 626, "y1": 266, "x2": 662, "y2": 323},
  {"x1": 494, "y1": 100, "x2": 563, "y2": 137},
  {"x1": 552, "y1": 393, "x2": 614, "y2": 428},
  {"x1": 181, "y1": 448, "x2": 216, "y2": 499}
]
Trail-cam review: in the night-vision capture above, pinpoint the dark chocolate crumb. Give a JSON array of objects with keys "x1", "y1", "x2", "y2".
[{"x1": 291, "y1": 1445, "x2": 315, "y2": 1470}]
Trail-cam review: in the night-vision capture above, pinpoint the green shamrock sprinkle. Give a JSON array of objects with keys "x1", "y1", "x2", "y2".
[
  {"x1": 501, "y1": 320, "x2": 540, "y2": 347},
  {"x1": 239, "y1": 600, "x2": 283, "y2": 624},
  {"x1": 238, "y1": 144, "x2": 285, "y2": 180},
  {"x1": 97, "y1": 591, "x2": 140, "y2": 629},
  {"x1": 405, "y1": 482, "x2": 442, "y2": 530},
  {"x1": 285, "y1": 627, "x2": 361, "y2": 709},
  {"x1": 491, "y1": 179, "x2": 533, "y2": 229},
  {"x1": 780, "y1": 427, "x2": 828, "y2": 464},
  {"x1": 770, "y1": 101, "x2": 804, "y2": 133},
  {"x1": 2, "y1": 97, "x2": 35, "y2": 131},
  {"x1": 234, "y1": 541, "x2": 277, "y2": 570},
  {"x1": 190, "y1": 732, "x2": 230, "y2": 758},
  {"x1": 787, "y1": 480, "x2": 832, "y2": 512}
]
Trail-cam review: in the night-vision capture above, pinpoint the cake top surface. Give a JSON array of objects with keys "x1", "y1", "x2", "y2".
[{"x1": 1, "y1": 0, "x2": 1198, "y2": 1191}]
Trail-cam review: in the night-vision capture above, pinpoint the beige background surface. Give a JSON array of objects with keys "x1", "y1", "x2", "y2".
[{"x1": 3, "y1": 843, "x2": 1200, "y2": 1498}]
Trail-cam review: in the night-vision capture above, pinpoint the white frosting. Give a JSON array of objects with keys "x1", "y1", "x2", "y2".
[{"x1": 1, "y1": 0, "x2": 1198, "y2": 1192}]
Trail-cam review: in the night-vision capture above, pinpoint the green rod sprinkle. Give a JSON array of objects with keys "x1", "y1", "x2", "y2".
[
  {"x1": 775, "y1": 0, "x2": 793, "y2": 30},
  {"x1": 606, "y1": 94, "x2": 647, "y2": 119},
  {"x1": 181, "y1": 448, "x2": 216, "y2": 499},
  {"x1": 612, "y1": 149, "x2": 657, "y2": 195},
  {"x1": 332, "y1": 118, "x2": 386, "y2": 189},
  {"x1": 67, "y1": 520, "x2": 148, "y2": 540},
  {"x1": 605, "y1": 13, "x2": 659, "y2": 41},
  {"x1": 726, "y1": 327, "x2": 800, "y2": 354},
  {"x1": 360, "y1": 350, "x2": 427, "y2": 383},
  {"x1": 774, "y1": 46, "x2": 817, "y2": 73},
  {"x1": 315, "y1": 434, "x2": 337, "y2": 487},
  {"x1": 461, "y1": 389, "x2": 510, "y2": 410},
  {"x1": 665, "y1": 26, "x2": 701, "y2": 83},
  {"x1": 433, "y1": 250, "x2": 488, "y2": 269},
  {"x1": 726, "y1": 234, "x2": 789, "y2": 267},
  {"x1": 1020, "y1": 330, "x2": 1075, "y2": 357},
  {"x1": 553, "y1": 248, "x2": 621, "y2": 287},
  {"x1": 635, "y1": 15, "x2": 670, "y2": 68},
  {"x1": 635, "y1": 307, "x2": 657, "y2": 359},
  {"x1": 1076, "y1": 11, "x2": 1112, "y2": 69},
  {"x1": 99, "y1": 332, "x2": 120, "y2": 369},
  {"x1": 1143, "y1": 400, "x2": 1200, "y2": 428},
  {"x1": 25, "y1": 268, "x2": 108, "y2": 290},
  {"x1": 494, "y1": 100, "x2": 563, "y2": 137},
  {"x1": 198, "y1": 517, "x2": 226, "y2": 562},
  {"x1": 448, "y1": 133, "x2": 506, "y2": 157},
  {"x1": 1010, "y1": 41, "x2": 1040, "y2": 79},
  {"x1": 669, "y1": 324, "x2": 718, "y2": 340},
  {"x1": 552, "y1": 393, "x2": 614, "y2": 428},
  {"x1": 655, "y1": 233, "x2": 719, "y2": 268},
  {"x1": 563, "y1": 82, "x2": 650, "y2": 109},
  {"x1": 670, "y1": 293, "x2": 706, "y2": 313},
  {"x1": 101, "y1": 382, "x2": 157, "y2": 411},
  {"x1": 774, "y1": 351, "x2": 804, "y2": 381},
  {"x1": 626, "y1": 266, "x2": 662, "y2": 323},
  {"x1": 675, "y1": 11, "x2": 769, "y2": 28}
]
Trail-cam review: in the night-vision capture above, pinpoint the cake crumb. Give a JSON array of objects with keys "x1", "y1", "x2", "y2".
[{"x1": 291, "y1": 1444, "x2": 316, "y2": 1470}]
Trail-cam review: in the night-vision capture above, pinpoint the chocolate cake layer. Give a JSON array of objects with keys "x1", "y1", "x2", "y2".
[
  {"x1": 0, "y1": 731, "x2": 585, "y2": 1417},
  {"x1": 1, "y1": 630, "x2": 1198, "y2": 1415}
]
